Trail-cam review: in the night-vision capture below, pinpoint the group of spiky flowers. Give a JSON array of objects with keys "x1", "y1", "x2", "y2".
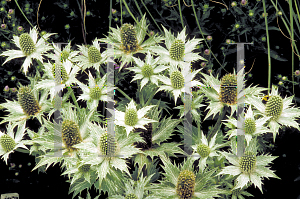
[{"x1": 0, "y1": 20, "x2": 289, "y2": 199}]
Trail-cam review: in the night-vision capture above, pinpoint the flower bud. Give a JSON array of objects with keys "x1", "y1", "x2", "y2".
[
  {"x1": 3, "y1": 85, "x2": 9, "y2": 92},
  {"x1": 240, "y1": 0, "x2": 247, "y2": 6},
  {"x1": 231, "y1": 1, "x2": 237, "y2": 7},
  {"x1": 112, "y1": 9, "x2": 117, "y2": 14},
  {"x1": 201, "y1": 62, "x2": 206, "y2": 67},
  {"x1": 282, "y1": 76, "x2": 287, "y2": 81},
  {"x1": 204, "y1": 49, "x2": 210, "y2": 55},
  {"x1": 206, "y1": 36, "x2": 212, "y2": 41},
  {"x1": 226, "y1": 39, "x2": 231, "y2": 44},
  {"x1": 295, "y1": 70, "x2": 300, "y2": 76},
  {"x1": 1, "y1": 24, "x2": 7, "y2": 29},
  {"x1": 17, "y1": 26, "x2": 23, "y2": 31}
]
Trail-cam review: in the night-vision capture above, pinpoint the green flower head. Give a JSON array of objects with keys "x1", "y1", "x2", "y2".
[
  {"x1": 18, "y1": 86, "x2": 41, "y2": 116},
  {"x1": 19, "y1": 33, "x2": 36, "y2": 55},
  {"x1": 176, "y1": 170, "x2": 196, "y2": 199}
]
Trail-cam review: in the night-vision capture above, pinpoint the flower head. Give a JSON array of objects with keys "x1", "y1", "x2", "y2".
[
  {"x1": 128, "y1": 51, "x2": 169, "y2": 90},
  {"x1": 73, "y1": 38, "x2": 105, "y2": 73},
  {"x1": 218, "y1": 138, "x2": 280, "y2": 193},
  {"x1": 100, "y1": 14, "x2": 163, "y2": 71},
  {"x1": 156, "y1": 64, "x2": 202, "y2": 105},
  {"x1": 115, "y1": 99, "x2": 157, "y2": 137},
  {"x1": 199, "y1": 67, "x2": 267, "y2": 120},
  {"x1": 223, "y1": 105, "x2": 272, "y2": 146},
  {"x1": 149, "y1": 156, "x2": 226, "y2": 198},
  {"x1": 148, "y1": 25, "x2": 206, "y2": 71},
  {"x1": 1, "y1": 26, "x2": 55, "y2": 75},
  {"x1": 250, "y1": 85, "x2": 300, "y2": 142},
  {"x1": 0, "y1": 122, "x2": 28, "y2": 164},
  {"x1": 77, "y1": 71, "x2": 116, "y2": 110}
]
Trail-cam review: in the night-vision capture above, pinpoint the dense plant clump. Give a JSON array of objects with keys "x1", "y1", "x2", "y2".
[{"x1": 1, "y1": 1, "x2": 300, "y2": 199}]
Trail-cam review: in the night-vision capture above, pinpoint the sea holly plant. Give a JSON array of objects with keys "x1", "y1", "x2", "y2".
[
  {"x1": 217, "y1": 138, "x2": 280, "y2": 193},
  {"x1": 0, "y1": 26, "x2": 55, "y2": 75},
  {"x1": 0, "y1": 16, "x2": 297, "y2": 199}
]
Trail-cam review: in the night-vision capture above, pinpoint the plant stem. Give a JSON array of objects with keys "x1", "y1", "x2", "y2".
[
  {"x1": 117, "y1": 87, "x2": 132, "y2": 101},
  {"x1": 144, "y1": 87, "x2": 158, "y2": 106},
  {"x1": 262, "y1": 0, "x2": 271, "y2": 94},
  {"x1": 208, "y1": 105, "x2": 228, "y2": 140}
]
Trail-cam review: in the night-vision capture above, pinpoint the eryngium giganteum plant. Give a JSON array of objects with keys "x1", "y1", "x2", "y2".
[{"x1": 0, "y1": 21, "x2": 295, "y2": 199}]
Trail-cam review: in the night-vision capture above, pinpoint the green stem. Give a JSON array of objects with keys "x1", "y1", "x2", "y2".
[
  {"x1": 178, "y1": 0, "x2": 184, "y2": 30},
  {"x1": 117, "y1": 87, "x2": 132, "y2": 101},
  {"x1": 289, "y1": 0, "x2": 295, "y2": 95},
  {"x1": 208, "y1": 105, "x2": 227, "y2": 140},
  {"x1": 133, "y1": 0, "x2": 143, "y2": 17},
  {"x1": 262, "y1": 0, "x2": 271, "y2": 94},
  {"x1": 67, "y1": 87, "x2": 80, "y2": 110},
  {"x1": 144, "y1": 87, "x2": 158, "y2": 107},
  {"x1": 140, "y1": 0, "x2": 163, "y2": 34}
]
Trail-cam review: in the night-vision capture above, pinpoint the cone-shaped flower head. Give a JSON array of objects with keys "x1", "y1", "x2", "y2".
[
  {"x1": 62, "y1": 120, "x2": 83, "y2": 151},
  {"x1": 125, "y1": 107, "x2": 139, "y2": 127},
  {"x1": 99, "y1": 132, "x2": 117, "y2": 157},
  {"x1": 219, "y1": 73, "x2": 237, "y2": 105},
  {"x1": 88, "y1": 46, "x2": 101, "y2": 63},
  {"x1": 52, "y1": 63, "x2": 69, "y2": 84},
  {"x1": 239, "y1": 151, "x2": 256, "y2": 174},
  {"x1": 125, "y1": 193, "x2": 138, "y2": 199},
  {"x1": 19, "y1": 33, "x2": 35, "y2": 56},
  {"x1": 61, "y1": 49, "x2": 70, "y2": 62},
  {"x1": 196, "y1": 143, "x2": 211, "y2": 158},
  {"x1": 176, "y1": 170, "x2": 196, "y2": 199},
  {"x1": 89, "y1": 85, "x2": 103, "y2": 100},
  {"x1": 244, "y1": 118, "x2": 256, "y2": 135},
  {"x1": 265, "y1": 95, "x2": 283, "y2": 120},
  {"x1": 18, "y1": 86, "x2": 41, "y2": 116},
  {"x1": 121, "y1": 23, "x2": 138, "y2": 53},
  {"x1": 170, "y1": 70, "x2": 185, "y2": 89},
  {"x1": 0, "y1": 134, "x2": 16, "y2": 153},
  {"x1": 169, "y1": 39, "x2": 185, "y2": 61},
  {"x1": 141, "y1": 63, "x2": 154, "y2": 78}
]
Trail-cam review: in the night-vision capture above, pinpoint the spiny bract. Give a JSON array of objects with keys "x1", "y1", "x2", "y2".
[
  {"x1": 99, "y1": 132, "x2": 117, "y2": 157},
  {"x1": 19, "y1": 33, "x2": 35, "y2": 55},
  {"x1": 61, "y1": 120, "x2": 82, "y2": 151},
  {"x1": 134, "y1": 115, "x2": 153, "y2": 150},
  {"x1": 18, "y1": 86, "x2": 41, "y2": 116},
  {"x1": 219, "y1": 73, "x2": 237, "y2": 105},
  {"x1": 125, "y1": 193, "x2": 138, "y2": 199},
  {"x1": 141, "y1": 64, "x2": 154, "y2": 78},
  {"x1": 52, "y1": 63, "x2": 69, "y2": 84},
  {"x1": 244, "y1": 118, "x2": 256, "y2": 134},
  {"x1": 176, "y1": 170, "x2": 196, "y2": 199},
  {"x1": 170, "y1": 71, "x2": 184, "y2": 89},
  {"x1": 125, "y1": 108, "x2": 138, "y2": 126},
  {"x1": 88, "y1": 46, "x2": 101, "y2": 63},
  {"x1": 197, "y1": 143, "x2": 210, "y2": 158},
  {"x1": 121, "y1": 23, "x2": 138, "y2": 52},
  {"x1": 0, "y1": 134, "x2": 16, "y2": 153},
  {"x1": 239, "y1": 151, "x2": 256, "y2": 174},
  {"x1": 265, "y1": 95, "x2": 283, "y2": 120},
  {"x1": 89, "y1": 86, "x2": 102, "y2": 100},
  {"x1": 169, "y1": 39, "x2": 185, "y2": 61}
]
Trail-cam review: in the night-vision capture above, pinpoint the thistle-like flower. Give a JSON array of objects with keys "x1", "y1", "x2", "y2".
[
  {"x1": 217, "y1": 138, "x2": 280, "y2": 193},
  {"x1": 77, "y1": 71, "x2": 116, "y2": 110},
  {"x1": 115, "y1": 99, "x2": 157, "y2": 137},
  {"x1": 74, "y1": 38, "x2": 106, "y2": 73},
  {"x1": 156, "y1": 64, "x2": 202, "y2": 105},
  {"x1": 69, "y1": 123, "x2": 144, "y2": 196},
  {"x1": 199, "y1": 68, "x2": 267, "y2": 120},
  {"x1": 0, "y1": 26, "x2": 55, "y2": 75},
  {"x1": 99, "y1": 14, "x2": 163, "y2": 71},
  {"x1": 128, "y1": 51, "x2": 169, "y2": 90},
  {"x1": 34, "y1": 59, "x2": 81, "y2": 102},
  {"x1": 149, "y1": 156, "x2": 226, "y2": 198},
  {"x1": 0, "y1": 122, "x2": 28, "y2": 164},
  {"x1": 250, "y1": 84, "x2": 300, "y2": 142},
  {"x1": 148, "y1": 25, "x2": 206, "y2": 71},
  {"x1": 222, "y1": 105, "x2": 272, "y2": 145},
  {"x1": 0, "y1": 80, "x2": 51, "y2": 128},
  {"x1": 191, "y1": 130, "x2": 226, "y2": 172},
  {"x1": 46, "y1": 42, "x2": 78, "y2": 63}
]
